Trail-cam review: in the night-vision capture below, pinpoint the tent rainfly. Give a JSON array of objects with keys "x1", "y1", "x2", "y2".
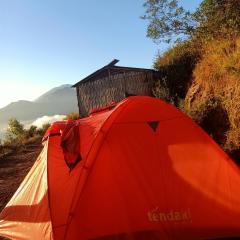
[{"x1": 0, "y1": 96, "x2": 240, "y2": 240}]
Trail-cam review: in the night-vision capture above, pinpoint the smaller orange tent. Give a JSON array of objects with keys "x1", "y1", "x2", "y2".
[{"x1": 0, "y1": 96, "x2": 240, "y2": 240}]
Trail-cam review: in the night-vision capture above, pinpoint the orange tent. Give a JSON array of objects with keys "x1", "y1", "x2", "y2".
[{"x1": 0, "y1": 96, "x2": 240, "y2": 240}]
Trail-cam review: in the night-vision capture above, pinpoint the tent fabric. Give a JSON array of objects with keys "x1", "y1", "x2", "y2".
[
  {"x1": 1, "y1": 96, "x2": 240, "y2": 240},
  {"x1": 60, "y1": 120, "x2": 81, "y2": 169},
  {"x1": 0, "y1": 142, "x2": 53, "y2": 240}
]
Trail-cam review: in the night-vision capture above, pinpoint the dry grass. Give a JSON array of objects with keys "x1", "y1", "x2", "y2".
[
  {"x1": 0, "y1": 139, "x2": 42, "y2": 212},
  {"x1": 153, "y1": 41, "x2": 200, "y2": 103},
  {"x1": 185, "y1": 37, "x2": 240, "y2": 153}
]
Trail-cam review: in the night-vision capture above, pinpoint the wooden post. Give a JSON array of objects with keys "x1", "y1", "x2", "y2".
[
  {"x1": 124, "y1": 71, "x2": 127, "y2": 96},
  {"x1": 76, "y1": 87, "x2": 81, "y2": 116}
]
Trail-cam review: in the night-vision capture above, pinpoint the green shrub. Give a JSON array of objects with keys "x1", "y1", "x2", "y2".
[
  {"x1": 3, "y1": 118, "x2": 50, "y2": 148},
  {"x1": 25, "y1": 125, "x2": 37, "y2": 138},
  {"x1": 5, "y1": 118, "x2": 25, "y2": 144},
  {"x1": 36, "y1": 123, "x2": 51, "y2": 136},
  {"x1": 152, "y1": 77, "x2": 173, "y2": 104},
  {"x1": 193, "y1": 0, "x2": 240, "y2": 42}
]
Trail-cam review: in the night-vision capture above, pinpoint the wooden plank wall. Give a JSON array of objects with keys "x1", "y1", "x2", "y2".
[{"x1": 76, "y1": 71, "x2": 154, "y2": 116}]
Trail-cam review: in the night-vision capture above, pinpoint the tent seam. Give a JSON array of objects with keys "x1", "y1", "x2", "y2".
[{"x1": 63, "y1": 98, "x2": 135, "y2": 239}]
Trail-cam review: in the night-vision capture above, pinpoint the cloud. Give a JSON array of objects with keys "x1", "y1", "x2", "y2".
[{"x1": 31, "y1": 115, "x2": 66, "y2": 128}]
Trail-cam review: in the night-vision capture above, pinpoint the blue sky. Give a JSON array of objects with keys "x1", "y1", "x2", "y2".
[{"x1": 0, "y1": 0, "x2": 202, "y2": 108}]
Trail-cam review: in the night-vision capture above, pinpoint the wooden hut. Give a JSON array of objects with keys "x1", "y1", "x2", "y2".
[{"x1": 73, "y1": 59, "x2": 160, "y2": 117}]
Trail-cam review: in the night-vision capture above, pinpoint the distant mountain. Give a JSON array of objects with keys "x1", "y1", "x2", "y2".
[
  {"x1": 34, "y1": 84, "x2": 74, "y2": 103},
  {"x1": 0, "y1": 84, "x2": 78, "y2": 128}
]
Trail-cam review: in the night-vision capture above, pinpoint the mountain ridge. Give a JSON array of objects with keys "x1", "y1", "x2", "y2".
[
  {"x1": 0, "y1": 84, "x2": 78, "y2": 127},
  {"x1": 34, "y1": 84, "x2": 73, "y2": 103}
]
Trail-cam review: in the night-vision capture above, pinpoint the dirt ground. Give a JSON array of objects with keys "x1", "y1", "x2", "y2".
[{"x1": 0, "y1": 141, "x2": 43, "y2": 212}]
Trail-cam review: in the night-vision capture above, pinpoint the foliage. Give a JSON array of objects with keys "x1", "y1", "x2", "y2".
[
  {"x1": 25, "y1": 125, "x2": 37, "y2": 138},
  {"x1": 64, "y1": 112, "x2": 80, "y2": 120},
  {"x1": 142, "y1": 0, "x2": 196, "y2": 43},
  {"x1": 142, "y1": 0, "x2": 240, "y2": 44},
  {"x1": 193, "y1": 0, "x2": 240, "y2": 41},
  {"x1": 3, "y1": 118, "x2": 51, "y2": 147},
  {"x1": 36, "y1": 123, "x2": 51, "y2": 136},
  {"x1": 5, "y1": 118, "x2": 25, "y2": 143},
  {"x1": 153, "y1": 41, "x2": 200, "y2": 105},
  {"x1": 153, "y1": 77, "x2": 173, "y2": 103},
  {"x1": 145, "y1": 0, "x2": 240, "y2": 161}
]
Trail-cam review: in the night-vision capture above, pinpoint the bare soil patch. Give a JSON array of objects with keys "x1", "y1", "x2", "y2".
[{"x1": 0, "y1": 140, "x2": 43, "y2": 212}]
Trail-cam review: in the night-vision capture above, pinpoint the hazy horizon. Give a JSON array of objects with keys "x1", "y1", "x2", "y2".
[{"x1": 0, "y1": 83, "x2": 71, "y2": 109}]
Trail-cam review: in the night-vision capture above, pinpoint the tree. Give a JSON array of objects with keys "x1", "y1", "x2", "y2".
[
  {"x1": 142, "y1": 0, "x2": 196, "y2": 43},
  {"x1": 5, "y1": 118, "x2": 25, "y2": 143},
  {"x1": 142, "y1": 0, "x2": 240, "y2": 44},
  {"x1": 26, "y1": 125, "x2": 37, "y2": 138},
  {"x1": 193, "y1": 0, "x2": 240, "y2": 40}
]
